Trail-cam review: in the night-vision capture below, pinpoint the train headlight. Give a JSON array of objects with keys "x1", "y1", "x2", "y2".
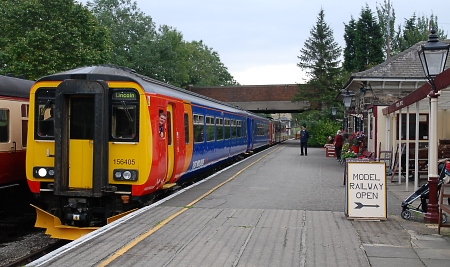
[
  {"x1": 33, "y1": 167, "x2": 55, "y2": 178},
  {"x1": 38, "y1": 168, "x2": 47, "y2": 177},
  {"x1": 113, "y1": 169, "x2": 138, "y2": 181},
  {"x1": 123, "y1": 171, "x2": 132, "y2": 180}
]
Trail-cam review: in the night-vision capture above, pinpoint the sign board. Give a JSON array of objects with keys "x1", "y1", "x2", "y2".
[{"x1": 345, "y1": 162, "x2": 387, "y2": 219}]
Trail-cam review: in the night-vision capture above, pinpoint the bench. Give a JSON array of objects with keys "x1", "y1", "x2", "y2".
[
  {"x1": 359, "y1": 150, "x2": 373, "y2": 159},
  {"x1": 324, "y1": 144, "x2": 335, "y2": 157}
]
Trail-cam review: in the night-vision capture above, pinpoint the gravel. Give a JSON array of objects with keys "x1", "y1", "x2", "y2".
[{"x1": 0, "y1": 231, "x2": 57, "y2": 266}]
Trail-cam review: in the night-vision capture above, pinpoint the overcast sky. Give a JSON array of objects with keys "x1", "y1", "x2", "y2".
[{"x1": 84, "y1": 0, "x2": 450, "y2": 85}]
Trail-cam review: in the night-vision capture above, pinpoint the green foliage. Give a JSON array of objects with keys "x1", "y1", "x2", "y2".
[
  {"x1": 87, "y1": 0, "x2": 237, "y2": 87},
  {"x1": 292, "y1": 108, "x2": 342, "y2": 147},
  {"x1": 0, "y1": 0, "x2": 112, "y2": 80},
  {"x1": 343, "y1": 18, "x2": 357, "y2": 73},
  {"x1": 376, "y1": 0, "x2": 396, "y2": 58},
  {"x1": 343, "y1": 5, "x2": 384, "y2": 73},
  {"x1": 392, "y1": 14, "x2": 447, "y2": 55},
  {"x1": 296, "y1": 8, "x2": 343, "y2": 109},
  {"x1": 355, "y1": 5, "x2": 384, "y2": 72},
  {"x1": 341, "y1": 149, "x2": 357, "y2": 159}
]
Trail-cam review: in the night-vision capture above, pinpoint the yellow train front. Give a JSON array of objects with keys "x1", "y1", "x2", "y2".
[{"x1": 26, "y1": 66, "x2": 193, "y2": 240}]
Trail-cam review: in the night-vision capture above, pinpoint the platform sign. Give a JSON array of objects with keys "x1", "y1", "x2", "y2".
[{"x1": 345, "y1": 162, "x2": 387, "y2": 219}]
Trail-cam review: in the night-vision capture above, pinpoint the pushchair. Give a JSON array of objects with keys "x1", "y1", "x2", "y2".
[{"x1": 401, "y1": 162, "x2": 449, "y2": 222}]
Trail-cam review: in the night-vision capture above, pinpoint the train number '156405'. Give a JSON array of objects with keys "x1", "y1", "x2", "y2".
[{"x1": 113, "y1": 159, "x2": 136, "y2": 165}]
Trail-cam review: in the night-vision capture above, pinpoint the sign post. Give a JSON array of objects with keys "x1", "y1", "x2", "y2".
[{"x1": 345, "y1": 162, "x2": 387, "y2": 220}]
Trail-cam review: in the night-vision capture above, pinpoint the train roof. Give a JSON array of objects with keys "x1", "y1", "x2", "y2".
[
  {"x1": 37, "y1": 65, "x2": 267, "y2": 119},
  {"x1": 0, "y1": 75, "x2": 34, "y2": 98}
]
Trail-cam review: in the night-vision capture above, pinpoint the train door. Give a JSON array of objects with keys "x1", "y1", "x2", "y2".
[
  {"x1": 164, "y1": 104, "x2": 175, "y2": 185},
  {"x1": 53, "y1": 80, "x2": 109, "y2": 196},
  {"x1": 0, "y1": 100, "x2": 28, "y2": 185}
]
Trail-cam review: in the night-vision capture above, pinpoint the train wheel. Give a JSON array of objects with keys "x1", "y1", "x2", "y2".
[{"x1": 401, "y1": 210, "x2": 411, "y2": 220}]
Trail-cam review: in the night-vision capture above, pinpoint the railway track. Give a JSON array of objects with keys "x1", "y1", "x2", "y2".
[{"x1": 3, "y1": 240, "x2": 69, "y2": 267}]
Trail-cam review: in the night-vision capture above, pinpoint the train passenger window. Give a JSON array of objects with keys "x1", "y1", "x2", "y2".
[
  {"x1": 206, "y1": 116, "x2": 214, "y2": 142},
  {"x1": 21, "y1": 104, "x2": 29, "y2": 147},
  {"x1": 111, "y1": 103, "x2": 137, "y2": 140},
  {"x1": 0, "y1": 109, "x2": 9, "y2": 142},
  {"x1": 184, "y1": 113, "x2": 189, "y2": 144},
  {"x1": 193, "y1": 114, "x2": 204, "y2": 143},
  {"x1": 167, "y1": 111, "x2": 172, "y2": 145},
  {"x1": 242, "y1": 120, "x2": 247, "y2": 138},
  {"x1": 231, "y1": 120, "x2": 236, "y2": 138},
  {"x1": 224, "y1": 119, "x2": 230, "y2": 139},
  {"x1": 216, "y1": 118, "x2": 223, "y2": 141},
  {"x1": 237, "y1": 120, "x2": 241, "y2": 138}
]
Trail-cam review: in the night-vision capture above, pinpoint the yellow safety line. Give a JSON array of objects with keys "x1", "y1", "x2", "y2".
[{"x1": 97, "y1": 146, "x2": 280, "y2": 267}]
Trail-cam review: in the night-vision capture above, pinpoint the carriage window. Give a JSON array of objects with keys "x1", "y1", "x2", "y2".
[
  {"x1": 206, "y1": 116, "x2": 214, "y2": 142},
  {"x1": 167, "y1": 111, "x2": 172, "y2": 145},
  {"x1": 236, "y1": 120, "x2": 241, "y2": 138},
  {"x1": 0, "y1": 109, "x2": 9, "y2": 142},
  {"x1": 216, "y1": 118, "x2": 223, "y2": 141},
  {"x1": 36, "y1": 89, "x2": 56, "y2": 138},
  {"x1": 193, "y1": 114, "x2": 204, "y2": 143},
  {"x1": 21, "y1": 104, "x2": 29, "y2": 147},
  {"x1": 184, "y1": 113, "x2": 189, "y2": 144},
  {"x1": 231, "y1": 119, "x2": 237, "y2": 138},
  {"x1": 224, "y1": 119, "x2": 231, "y2": 139},
  {"x1": 111, "y1": 103, "x2": 137, "y2": 140},
  {"x1": 111, "y1": 90, "x2": 138, "y2": 141}
]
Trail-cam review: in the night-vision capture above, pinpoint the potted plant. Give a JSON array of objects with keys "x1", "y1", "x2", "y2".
[
  {"x1": 348, "y1": 132, "x2": 365, "y2": 153},
  {"x1": 341, "y1": 149, "x2": 357, "y2": 160}
]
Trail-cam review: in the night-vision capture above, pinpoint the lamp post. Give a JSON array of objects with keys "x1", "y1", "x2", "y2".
[
  {"x1": 331, "y1": 106, "x2": 337, "y2": 116},
  {"x1": 341, "y1": 90, "x2": 354, "y2": 132},
  {"x1": 342, "y1": 91, "x2": 353, "y2": 108},
  {"x1": 418, "y1": 28, "x2": 449, "y2": 223}
]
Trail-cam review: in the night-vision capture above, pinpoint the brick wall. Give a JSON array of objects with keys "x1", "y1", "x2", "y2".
[{"x1": 188, "y1": 84, "x2": 299, "y2": 102}]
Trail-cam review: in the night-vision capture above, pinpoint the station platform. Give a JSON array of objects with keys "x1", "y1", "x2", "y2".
[{"x1": 27, "y1": 140, "x2": 450, "y2": 267}]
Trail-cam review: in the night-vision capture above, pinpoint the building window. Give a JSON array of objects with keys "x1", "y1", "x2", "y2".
[{"x1": 397, "y1": 114, "x2": 429, "y2": 140}]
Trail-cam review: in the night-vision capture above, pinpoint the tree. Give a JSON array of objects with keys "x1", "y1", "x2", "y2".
[
  {"x1": 0, "y1": 0, "x2": 112, "y2": 80},
  {"x1": 354, "y1": 5, "x2": 384, "y2": 71},
  {"x1": 343, "y1": 17, "x2": 357, "y2": 73},
  {"x1": 183, "y1": 41, "x2": 238, "y2": 87},
  {"x1": 87, "y1": 0, "x2": 156, "y2": 69},
  {"x1": 87, "y1": 0, "x2": 237, "y2": 87},
  {"x1": 376, "y1": 0, "x2": 396, "y2": 59},
  {"x1": 392, "y1": 14, "x2": 447, "y2": 54},
  {"x1": 296, "y1": 8, "x2": 343, "y2": 109}
]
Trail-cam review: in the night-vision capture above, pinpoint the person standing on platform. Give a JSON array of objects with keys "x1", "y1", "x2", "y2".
[
  {"x1": 300, "y1": 125, "x2": 309, "y2": 156},
  {"x1": 334, "y1": 130, "x2": 344, "y2": 160}
]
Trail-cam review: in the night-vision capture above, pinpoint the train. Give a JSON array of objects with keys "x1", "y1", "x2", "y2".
[
  {"x1": 271, "y1": 119, "x2": 288, "y2": 144},
  {"x1": 0, "y1": 75, "x2": 33, "y2": 189},
  {"x1": 0, "y1": 75, "x2": 34, "y2": 214},
  {"x1": 26, "y1": 65, "x2": 285, "y2": 240}
]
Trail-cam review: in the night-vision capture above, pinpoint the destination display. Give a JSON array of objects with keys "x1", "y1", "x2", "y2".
[{"x1": 112, "y1": 91, "x2": 137, "y2": 100}]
